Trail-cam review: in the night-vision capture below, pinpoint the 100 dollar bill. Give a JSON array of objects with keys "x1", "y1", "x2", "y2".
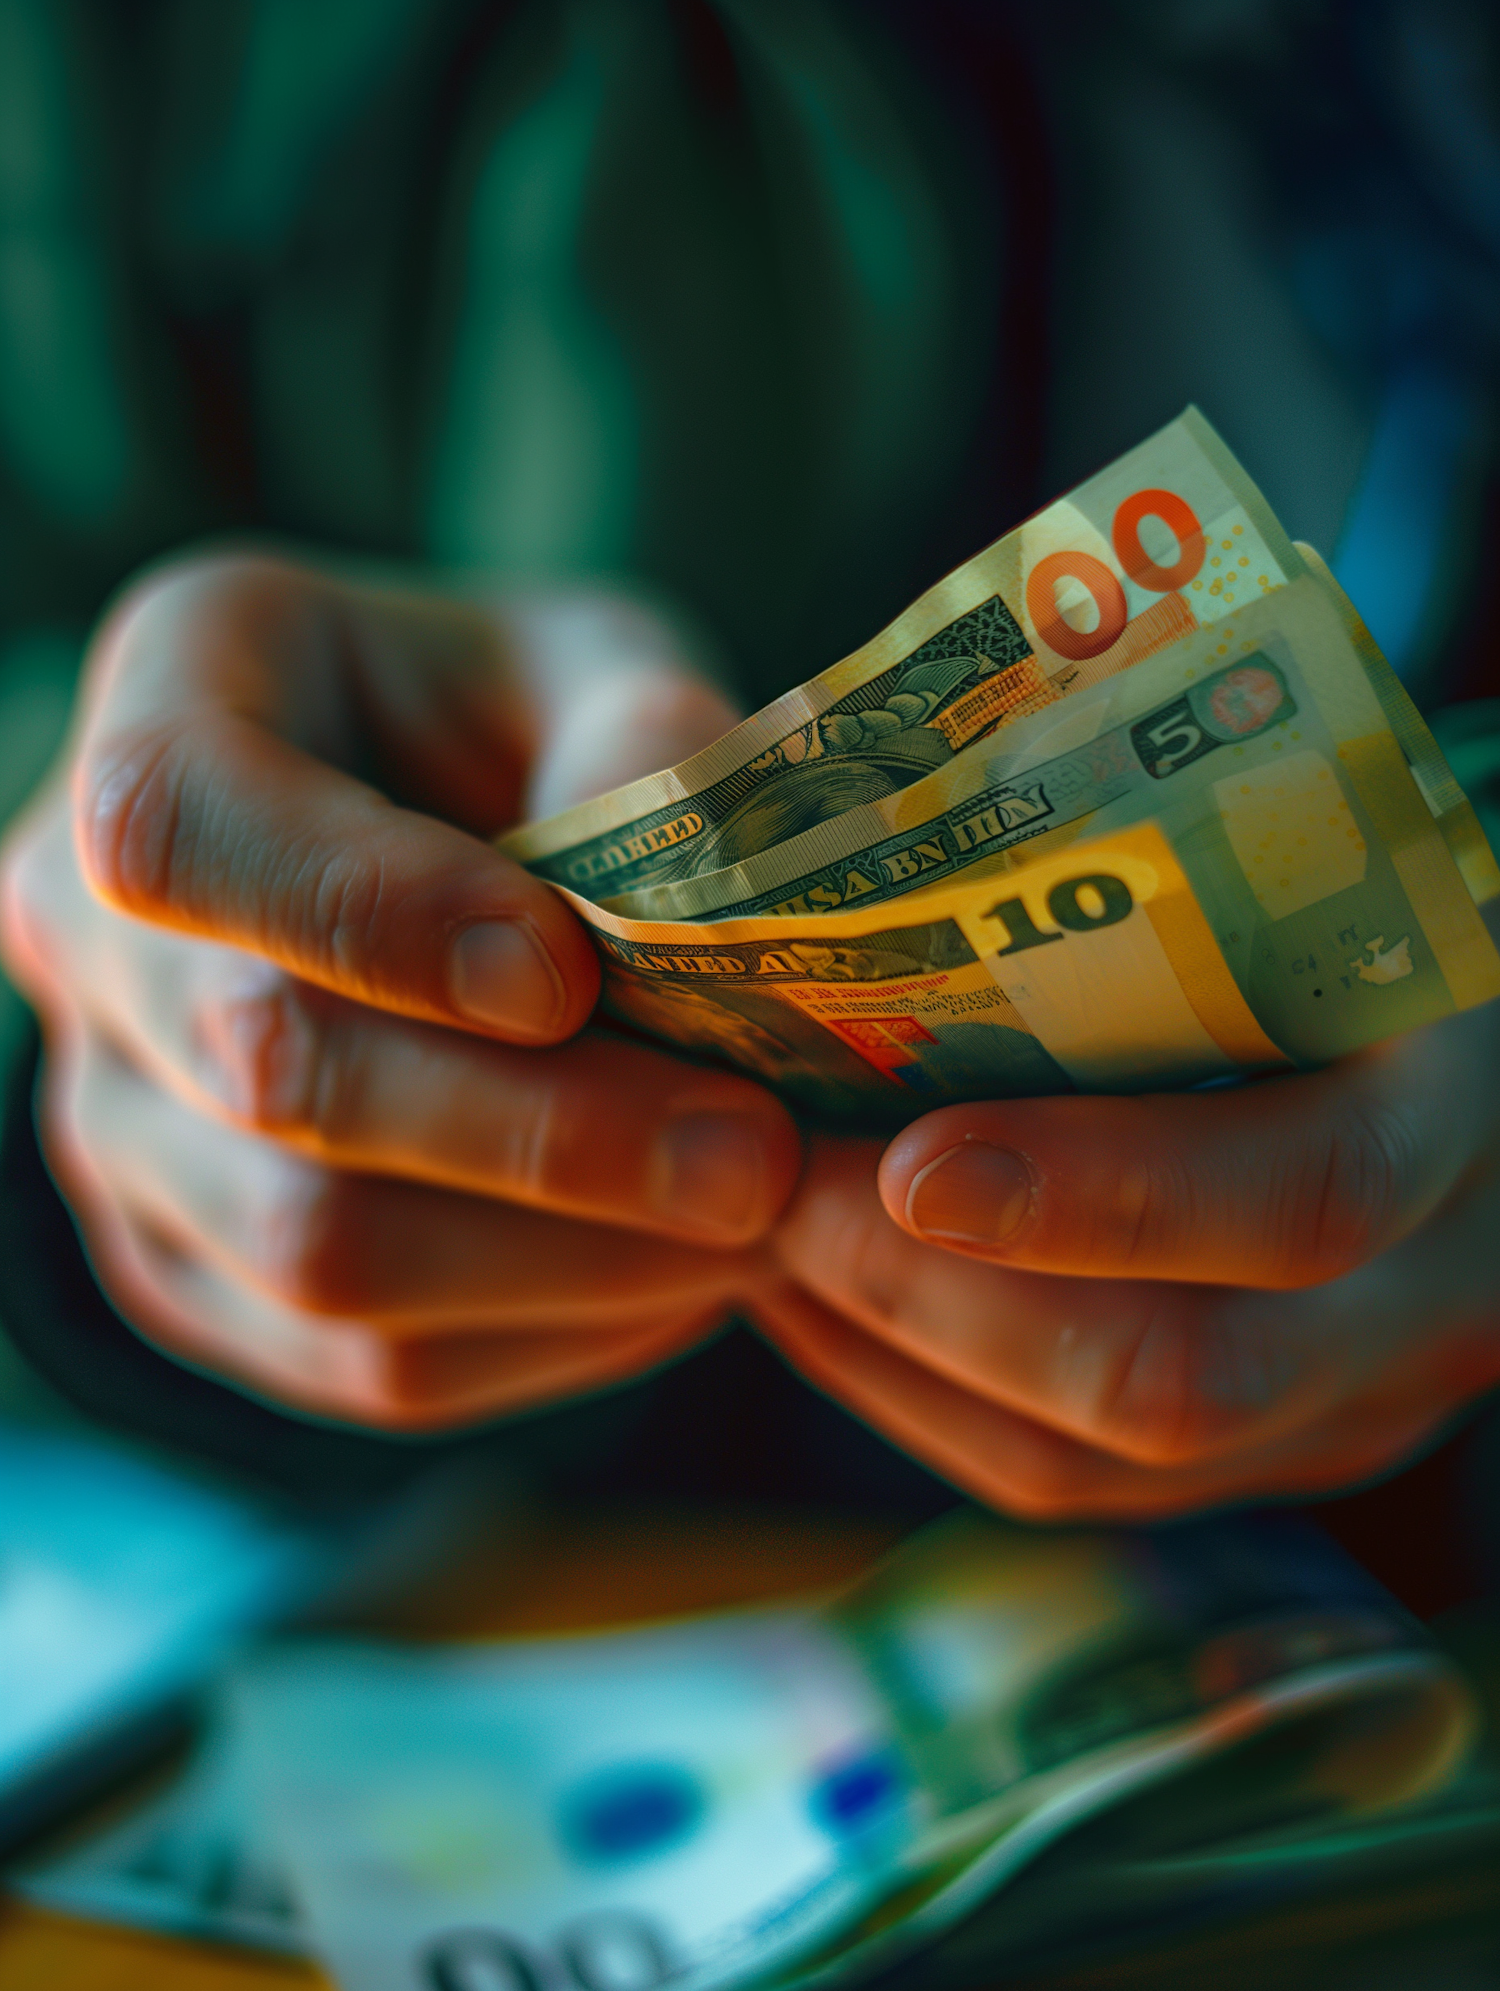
[
  {"x1": 557, "y1": 581, "x2": 1500, "y2": 1124},
  {"x1": 503, "y1": 409, "x2": 1305, "y2": 902}
]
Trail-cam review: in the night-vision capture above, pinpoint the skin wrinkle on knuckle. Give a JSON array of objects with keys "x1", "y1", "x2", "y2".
[
  {"x1": 1305, "y1": 1095, "x2": 1425, "y2": 1281},
  {"x1": 80, "y1": 719, "x2": 197, "y2": 911},
  {"x1": 1103, "y1": 1150, "x2": 1180, "y2": 1269},
  {"x1": 200, "y1": 978, "x2": 323, "y2": 1131},
  {"x1": 321, "y1": 847, "x2": 392, "y2": 992}
]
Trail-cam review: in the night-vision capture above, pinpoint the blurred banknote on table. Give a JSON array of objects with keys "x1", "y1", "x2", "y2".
[
  {"x1": 20, "y1": 1510, "x2": 1490, "y2": 1991},
  {"x1": 13, "y1": 1718, "x2": 301, "y2": 1953},
  {"x1": 502, "y1": 415, "x2": 1500, "y2": 1126}
]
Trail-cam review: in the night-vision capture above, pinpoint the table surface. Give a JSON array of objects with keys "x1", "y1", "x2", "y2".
[{"x1": 2, "y1": 1498, "x2": 1498, "y2": 1991}]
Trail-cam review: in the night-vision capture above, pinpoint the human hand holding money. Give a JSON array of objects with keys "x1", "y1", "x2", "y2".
[
  {"x1": 507, "y1": 413, "x2": 1500, "y2": 1516},
  {"x1": 0, "y1": 571, "x2": 799, "y2": 1429}
]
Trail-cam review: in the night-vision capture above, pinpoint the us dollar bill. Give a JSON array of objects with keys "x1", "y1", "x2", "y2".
[
  {"x1": 554, "y1": 580, "x2": 1500, "y2": 1125},
  {"x1": 501, "y1": 409, "x2": 1306, "y2": 902}
]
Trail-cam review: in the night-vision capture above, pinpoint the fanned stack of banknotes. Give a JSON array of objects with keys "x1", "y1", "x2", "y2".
[{"x1": 505, "y1": 411, "x2": 1500, "y2": 1119}]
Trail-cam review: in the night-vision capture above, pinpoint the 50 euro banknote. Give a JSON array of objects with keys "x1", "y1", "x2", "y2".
[
  {"x1": 501, "y1": 409, "x2": 1306, "y2": 903},
  {"x1": 558, "y1": 575, "x2": 1500, "y2": 1126}
]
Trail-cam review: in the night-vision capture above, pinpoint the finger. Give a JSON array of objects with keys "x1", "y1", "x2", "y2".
[
  {"x1": 879, "y1": 1003, "x2": 1500, "y2": 1289},
  {"x1": 776, "y1": 1136, "x2": 1451, "y2": 1469},
  {"x1": 753, "y1": 1280, "x2": 1447, "y2": 1521},
  {"x1": 66, "y1": 1033, "x2": 763, "y2": 1327},
  {"x1": 191, "y1": 993, "x2": 803, "y2": 1247},
  {"x1": 73, "y1": 556, "x2": 598, "y2": 1041},
  {"x1": 779, "y1": 1137, "x2": 1500, "y2": 1472},
  {"x1": 41, "y1": 1025, "x2": 724, "y2": 1427},
  {"x1": 106, "y1": 1213, "x2": 713, "y2": 1430},
  {"x1": 777, "y1": 1136, "x2": 1248, "y2": 1465},
  {"x1": 20, "y1": 770, "x2": 803, "y2": 1246}
]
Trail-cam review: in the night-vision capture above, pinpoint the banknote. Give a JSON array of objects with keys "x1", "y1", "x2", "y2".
[
  {"x1": 12, "y1": 1720, "x2": 303, "y2": 1953},
  {"x1": 1293, "y1": 542, "x2": 1500, "y2": 912},
  {"x1": 502, "y1": 410, "x2": 1307, "y2": 901},
  {"x1": 553, "y1": 580, "x2": 1500, "y2": 1122},
  {"x1": 599, "y1": 572, "x2": 1486, "y2": 928},
  {"x1": 222, "y1": 1511, "x2": 1472, "y2": 1991},
  {"x1": 20, "y1": 1692, "x2": 1500, "y2": 1977},
  {"x1": 236, "y1": 1613, "x2": 900, "y2": 1991}
]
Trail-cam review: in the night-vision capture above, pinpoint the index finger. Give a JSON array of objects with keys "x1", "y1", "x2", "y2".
[{"x1": 73, "y1": 555, "x2": 599, "y2": 1041}]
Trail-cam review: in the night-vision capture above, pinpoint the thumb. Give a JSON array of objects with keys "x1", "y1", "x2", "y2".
[{"x1": 878, "y1": 998, "x2": 1500, "y2": 1290}]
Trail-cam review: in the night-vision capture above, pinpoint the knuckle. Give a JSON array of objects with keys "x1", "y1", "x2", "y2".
[
  {"x1": 1095, "y1": 1300, "x2": 1282, "y2": 1467},
  {"x1": 76, "y1": 715, "x2": 197, "y2": 914},
  {"x1": 1303, "y1": 1100, "x2": 1423, "y2": 1281},
  {"x1": 256, "y1": 1164, "x2": 371, "y2": 1316},
  {"x1": 45, "y1": 1027, "x2": 115, "y2": 1164},
  {"x1": 195, "y1": 975, "x2": 341, "y2": 1139},
  {"x1": 329, "y1": 1362, "x2": 437, "y2": 1432},
  {"x1": 337, "y1": 1335, "x2": 502, "y2": 1433},
  {"x1": 101, "y1": 551, "x2": 294, "y2": 656},
  {"x1": 295, "y1": 845, "x2": 395, "y2": 994},
  {"x1": 76, "y1": 551, "x2": 306, "y2": 921},
  {"x1": 0, "y1": 819, "x2": 61, "y2": 992},
  {"x1": 987, "y1": 1457, "x2": 1092, "y2": 1523},
  {"x1": 835, "y1": 1203, "x2": 918, "y2": 1325},
  {"x1": 1099, "y1": 1152, "x2": 1191, "y2": 1272}
]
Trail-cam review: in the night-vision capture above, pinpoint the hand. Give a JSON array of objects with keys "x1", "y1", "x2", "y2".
[
  {"x1": 1, "y1": 555, "x2": 800, "y2": 1429},
  {"x1": 757, "y1": 975, "x2": 1500, "y2": 1519}
]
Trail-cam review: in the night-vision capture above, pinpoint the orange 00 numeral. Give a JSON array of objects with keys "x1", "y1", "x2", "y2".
[
  {"x1": 1112, "y1": 487, "x2": 1206, "y2": 593},
  {"x1": 1025, "y1": 489, "x2": 1207, "y2": 662}
]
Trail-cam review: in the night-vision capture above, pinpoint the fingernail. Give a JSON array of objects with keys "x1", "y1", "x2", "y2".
[
  {"x1": 653, "y1": 1112, "x2": 770, "y2": 1240},
  {"x1": 906, "y1": 1140, "x2": 1034, "y2": 1248},
  {"x1": 449, "y1": 919, "x2": 566, "y2": 1037}
]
